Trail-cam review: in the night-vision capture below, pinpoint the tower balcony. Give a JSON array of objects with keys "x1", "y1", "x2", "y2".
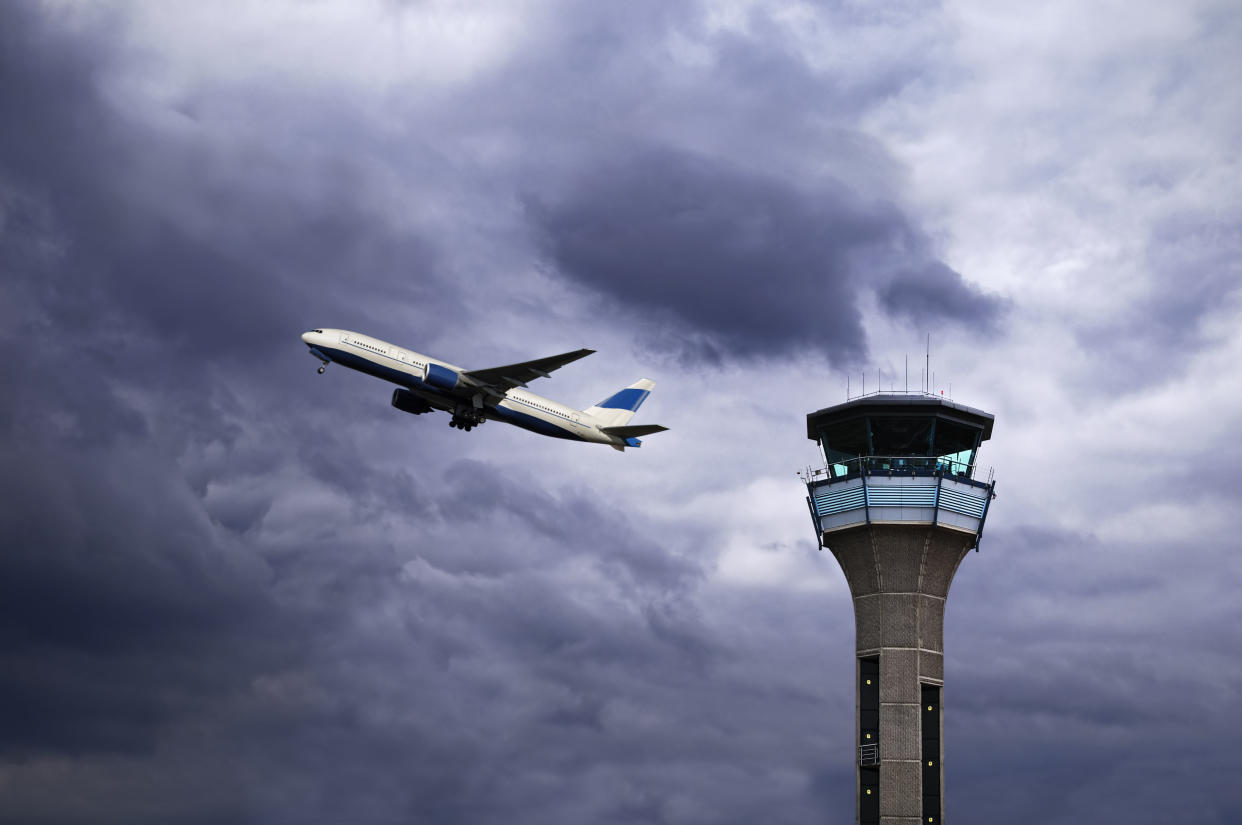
[{"x1": 803, "y1": 456, "x2": 996, "y2": 540}]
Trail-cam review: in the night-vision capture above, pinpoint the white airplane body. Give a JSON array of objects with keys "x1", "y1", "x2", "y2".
[{"x1": 301, "y1": 329, "x2": 667, "y2": 450}]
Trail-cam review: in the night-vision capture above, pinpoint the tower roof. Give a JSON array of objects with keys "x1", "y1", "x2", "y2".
[{"x1": 806, "y1": 393, "x2": 994, "y2": 442}]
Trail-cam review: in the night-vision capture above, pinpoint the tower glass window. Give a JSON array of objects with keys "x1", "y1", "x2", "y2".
[
  {"x1": 868, "y1": 416, "x2": 934, "y2": 456},
  {"x1": 818, "y1": 416, "x2": 867, "y2": 478},
  {"x1": 810, "y1": 396, "x2": 993, "y2": 480},
  {"x1": 932, "y1": 419, "x2": 982, "y2": 474}
]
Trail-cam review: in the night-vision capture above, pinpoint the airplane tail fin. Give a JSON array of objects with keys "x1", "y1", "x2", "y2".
[{"x1": 585, "y1": 379, "x2": 655, "y2": 428}]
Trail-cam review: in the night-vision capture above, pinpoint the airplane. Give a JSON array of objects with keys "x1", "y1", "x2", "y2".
[{"x1": 300, "y1": 328, "x2": 667, "y2": 451}]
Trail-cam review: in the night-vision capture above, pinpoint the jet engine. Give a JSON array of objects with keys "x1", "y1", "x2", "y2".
[
  {"x1": 424, "y1": 363, "x2": 462, "y2": 391},
  {"x1": 392, "y1": 388, "x2": 433, "y2": 415}
]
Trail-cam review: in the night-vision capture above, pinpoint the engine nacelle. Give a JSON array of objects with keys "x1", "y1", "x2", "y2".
[
  {"x1": 392, "y1": 388, "x2": 433, "y2": 415},
  {"x1": 424, "y1": 363, "x2": 462, "y2": 391}
]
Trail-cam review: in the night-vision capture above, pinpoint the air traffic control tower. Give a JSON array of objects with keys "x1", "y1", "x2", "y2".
[{"x1": 801, "y1": 393, "x2": 996, "y2": 824}]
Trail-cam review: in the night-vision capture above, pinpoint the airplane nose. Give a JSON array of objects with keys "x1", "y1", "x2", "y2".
[{"x1": 301, "y1": 331, "x2": 314, "y2": 345}]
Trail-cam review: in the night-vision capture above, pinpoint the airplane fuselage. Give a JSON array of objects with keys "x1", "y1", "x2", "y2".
[{"x1": 301, "y1": 329, "x2": 656, "y2": 449}]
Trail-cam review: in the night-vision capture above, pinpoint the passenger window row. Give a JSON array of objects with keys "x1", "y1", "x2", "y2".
[{"x1": 519, "y1": 397, "x2": 567, "y2": 419}]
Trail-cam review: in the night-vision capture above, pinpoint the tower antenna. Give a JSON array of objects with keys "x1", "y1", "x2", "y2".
[{"x1": 925, "y1": 333, "x2": 930, "y2": 395}]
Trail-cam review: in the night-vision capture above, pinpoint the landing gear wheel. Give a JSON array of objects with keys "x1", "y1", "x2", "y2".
[
  {"x1": 450, "y1": 408, "x2": 484, "y2": 431},
  {"x1": 317, "y1": 366, "x2": 326, "y2": 374}
]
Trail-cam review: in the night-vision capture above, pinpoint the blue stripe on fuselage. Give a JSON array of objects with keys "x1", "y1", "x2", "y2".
[{"x1": 489, "y1": 403, "x2": 584, "y2": 440}]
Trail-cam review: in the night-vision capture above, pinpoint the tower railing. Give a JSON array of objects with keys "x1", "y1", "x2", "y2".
[
  {"x1": 799, "y1": 456, "x2": 995, "y2": 489},
  {"x1": 858, "y1": 742, "x2": 879, "y2": 765}
]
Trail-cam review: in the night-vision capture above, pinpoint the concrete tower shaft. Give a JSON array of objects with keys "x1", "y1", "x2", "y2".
[
  {"x1": 802, "y1": 393, "x2": 996, "y2": 825},
  {"x1": 830, "y1": 525, "x2": 973, "y2": 823},
  {"x1": 831, "y1": 524, "x2": 971, "y2": 674}
]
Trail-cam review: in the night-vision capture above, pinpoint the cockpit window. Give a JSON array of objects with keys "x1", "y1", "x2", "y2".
[{"x1": 313, "y1": 329, "x2": 324, "y2": 333}]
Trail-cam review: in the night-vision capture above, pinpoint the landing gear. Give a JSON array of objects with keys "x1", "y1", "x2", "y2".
[
  {"x1": 307, "y1": 348, "x2": 330, "y2": 374},
  {"x1": 450, "y1": 405, "x2": 485, "y2": 432}
]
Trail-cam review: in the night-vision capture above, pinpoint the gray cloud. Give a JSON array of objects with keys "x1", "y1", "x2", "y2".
[
  {"x1": 944, "y1": 523, "x2": 1242, "y2": 824},
  {"x1": 529, "y1": 143, "x2": 1001, "y2": 367},
  {"x1": 0, "y1": 427, "x2": 290, "y2": 759},
  {"x1": 0, "y1": 0, "x2": 447, "y2": 385},
  {"x1": 878, "y1": 260, "x2": 1007, "y2": 331},
  {"x1": 1070, "y1": 209, "x2": 1242, "y2": 393},
  {"x1": 3, "y1": 1, "x2": 1242, "y2": 823}
]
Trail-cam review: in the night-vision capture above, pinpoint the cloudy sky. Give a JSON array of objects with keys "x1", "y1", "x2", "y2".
[{"x1": 3, "y1": 1, "x2": 1241, "y2": 822}]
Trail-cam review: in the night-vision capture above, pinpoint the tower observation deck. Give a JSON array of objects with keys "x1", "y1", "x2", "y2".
[{"x1": 801, "y1": 391, "x2": 996, "y2": 824}]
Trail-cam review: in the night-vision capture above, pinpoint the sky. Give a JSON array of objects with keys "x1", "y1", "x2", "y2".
[{"x1": 2, "y1": 1, "x2": 1241, "y2": 823}]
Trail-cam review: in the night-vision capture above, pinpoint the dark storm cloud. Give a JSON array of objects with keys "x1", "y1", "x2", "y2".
[
  {"x1": 0, "y1": 8, "x2": 832, "y2": 814},
  {"x1": 7, "y1": 1, "x2": 1240, "y2": 824},
  {"x1": 0, "y1": 0, "x2": 436, "y2": 803},
  {"x1": 528, "y1": 143, "x2": 1001, "y2": 366},
  {"x1": 0, "y1": 6, "x2": 454, "y2": 775},
  {"x1": 270, "y1": 547, "x2": 847, "y2": 825},
  {"x1": 0, "y1": 1, "x2": 445, "y2": 380},
  {"x1": 877, "y1": 260, "x2": 1007, "y2": 330},
  {"x1": 944, "y1": 523, "x2": 1242, "y2": 824},
  {"x1": 0, "y1": 438, "x2": 290, "y2": 758},
  {"x1": 0, "y1": 423, "x2": 829, "y2": 825}
]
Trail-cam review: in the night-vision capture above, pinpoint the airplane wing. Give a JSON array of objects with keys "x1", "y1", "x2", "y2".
[{"x1": 463, "y1": 348, "x2": 595, "y2": 392}]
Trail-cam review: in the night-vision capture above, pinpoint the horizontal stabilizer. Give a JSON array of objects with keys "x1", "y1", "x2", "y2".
[{"x1": 600, "y1": 424, "x2": 669, "y2": 438}]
